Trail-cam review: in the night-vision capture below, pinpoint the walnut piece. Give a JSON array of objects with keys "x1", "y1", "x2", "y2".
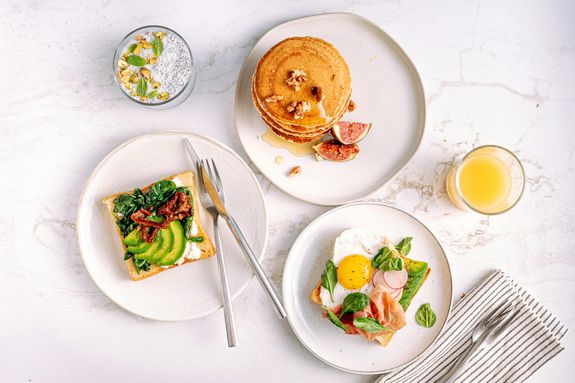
[
  {"x1": 348, "y1": 99, "x2": 356, "y2": 112},
  {"x1": 286, "y1": 101, "x2": 311, "y2": 120},
  {"x1": 288, "y1": 166, "x2": 301, "y2": 177},
  {"x1": 311, "y1": 86, "x2": 324, "y2": 102},
  {"x1": 265, "y1": 94, "x2": 284, "y2": 103},
  {"x1": 285, "y1": 69, "x2": 307, "y2": 91}
]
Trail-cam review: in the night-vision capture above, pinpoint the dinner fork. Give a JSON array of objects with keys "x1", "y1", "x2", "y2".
[
  {"x1": 196, "y1": 158, "x2": 238, "y2": 348},
  {"x1": 437, "y1": 299, "x2": 520, "y2": 383}
]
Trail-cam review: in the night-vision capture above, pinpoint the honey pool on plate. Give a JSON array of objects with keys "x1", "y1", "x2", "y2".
[{"x1": 446, "y1": 145, "x2": 525, "y2": 215}]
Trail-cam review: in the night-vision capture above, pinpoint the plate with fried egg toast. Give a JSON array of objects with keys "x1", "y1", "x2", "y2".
[
  {"x1": 282, "y1": 202, "x2": 452, "y2": 374},
  {"x1": 77, "y1": 131, "x2": 268, "y2": 321}
]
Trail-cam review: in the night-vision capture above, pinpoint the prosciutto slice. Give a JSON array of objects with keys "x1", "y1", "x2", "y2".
[{"x1": 324, "y1": 284, "x2": 406, "y2": 340}]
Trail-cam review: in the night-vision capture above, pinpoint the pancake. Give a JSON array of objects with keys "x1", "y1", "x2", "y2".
[{"x1": 253, "y1": 37, "x2": 351, "y2": 129}]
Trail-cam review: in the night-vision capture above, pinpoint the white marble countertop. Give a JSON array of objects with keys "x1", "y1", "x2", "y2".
[{"x1": 1, "y1": 0, "x2": 573, "y2": 381}]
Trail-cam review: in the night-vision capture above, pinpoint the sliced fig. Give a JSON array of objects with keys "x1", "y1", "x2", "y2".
[
  {"x1": 331, "y1": 121, "x2": 372, "y2": 145},
  {"x1": 313, "y1": 139, "x2": 359, "y2": 162}
]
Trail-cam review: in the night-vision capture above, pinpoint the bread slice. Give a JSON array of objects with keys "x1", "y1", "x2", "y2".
[
  {"x1": 103, "y1": 171, "x2": 216, "y2": 281},
  {"x1": 310, "y1": 253, "x2": 431, "y2": 346}
]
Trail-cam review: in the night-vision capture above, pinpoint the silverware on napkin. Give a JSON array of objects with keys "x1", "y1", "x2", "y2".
[
  {"x1": 184, "y1": 139, "x2": 287, "y2": 319},
  {"x1": 437, "y1": 300, "x2": 520, "y2": 383}
]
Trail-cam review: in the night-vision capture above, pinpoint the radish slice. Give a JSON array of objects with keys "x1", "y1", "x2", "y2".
[
  {"x1": 383, "y1": 268, "x2": 408, "y2": 289},
  {"x1": 372, "y1": 270, "x2": 383, "y2": 287}
]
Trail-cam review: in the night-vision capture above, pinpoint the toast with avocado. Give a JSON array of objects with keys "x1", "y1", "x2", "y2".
[{"x1": 103, "y1": 171, "x2": 215, "y2": 281}]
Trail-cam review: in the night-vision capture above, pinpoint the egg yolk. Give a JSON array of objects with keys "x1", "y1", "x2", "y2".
[{"x1": 337, "y1": 254, "x2": 373, "y2": 290}]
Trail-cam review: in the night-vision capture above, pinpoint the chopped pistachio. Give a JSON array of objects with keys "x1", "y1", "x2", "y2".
[
  {"x1": 133, "y1": 44, "x2": 142, "y2": 55},
  {"x1": 141, "y1": 41, "x2": 152, "y2": 49},
  {"x1": 153, "y1": 31, "x2": 166, "y2": 39},
  {"x1": 129, "y1": 74, "x2": 139, "y2": 83},
  {"x1": 118, "y1": 59, "x2": 128, "y2": 69},
  {"x1": 158, "y1": 92, "x2": 169, "y2": 101},
  {"x1": 140, "y1": 67, "x2": 151, "y2": 79},
  {"x1": 148, "y1": 56, "x2": 157, "y2": 65},
  {"x1": 151, "y1": 81, "x2": 161, "y2": 89}
]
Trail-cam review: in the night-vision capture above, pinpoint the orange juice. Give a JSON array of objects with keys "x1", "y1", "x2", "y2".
[{"x1": 458, "y1": 154, "x2": 512, "y2": 211}]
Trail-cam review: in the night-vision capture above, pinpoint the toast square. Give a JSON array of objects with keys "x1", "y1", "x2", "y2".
[{"x1": 103, "y1": 171, "x2": 216, "y2": 281}]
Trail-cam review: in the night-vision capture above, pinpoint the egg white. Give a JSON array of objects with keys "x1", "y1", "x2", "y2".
[{"x1": 319, "y1": 228, "x2": 392, "y2": 308}]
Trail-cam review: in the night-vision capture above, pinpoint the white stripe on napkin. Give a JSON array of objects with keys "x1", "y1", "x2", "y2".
[{"x1": 376, "y1": 269, "x2": 567, "y2": 383}]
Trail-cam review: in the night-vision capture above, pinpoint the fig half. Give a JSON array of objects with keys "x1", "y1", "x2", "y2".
[
  {"x1": 313, "y1": 139, "x2": 359, "y2": 162},
  {"x1": 331, "y1": 121, "x2": 372, "y2": 145}
]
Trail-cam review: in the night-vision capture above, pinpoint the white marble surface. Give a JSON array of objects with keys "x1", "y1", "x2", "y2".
[{"x1": 1, "y1": 0, "x2": 573, "y2": 382}]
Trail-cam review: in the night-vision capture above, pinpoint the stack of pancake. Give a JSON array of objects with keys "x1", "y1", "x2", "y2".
[{"x1": 252, "y1": 37, "x2": 352, "y2": 143}]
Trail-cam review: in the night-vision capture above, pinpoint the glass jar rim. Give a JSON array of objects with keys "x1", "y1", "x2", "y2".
[{"x1": 112, "y1": 25, "x2": 194, "y2": 107}]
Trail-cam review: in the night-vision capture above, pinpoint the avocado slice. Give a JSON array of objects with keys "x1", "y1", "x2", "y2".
[
  {"x1": 124, "y1": 227, "x2": 143, "y2": 246},
  {"x1": 156, "y1": 221, "x2": 187, "y2": 266},
  {"x1": 134, "y1": 230, "x2": 164, "y2": 263},
  {"x1": 127, "y1": 240, "x2": 152, "y2": 254},
  {"x1": 398, "y1": 257, "x2": 429, "y2": 311},
  {"x1": 147, "y1": 225, "x2": 174, "y2": 264}
]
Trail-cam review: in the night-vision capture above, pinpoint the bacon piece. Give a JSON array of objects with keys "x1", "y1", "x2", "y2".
[
  {"x1": 157, "y1": 191, "x2": 193, "y2": 222},
  {"x1": 130, "y1": 208, "x2": 167, "y2": 243}
]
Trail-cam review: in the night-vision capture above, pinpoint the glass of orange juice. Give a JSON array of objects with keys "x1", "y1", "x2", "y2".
[{"x1": 446, "y1": 145, "x2": 525, "y2": 215}]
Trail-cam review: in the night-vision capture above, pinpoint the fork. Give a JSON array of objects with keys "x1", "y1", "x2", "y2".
[
  {"x1": 437, "y1": 299, "x2": 519, "y2": 383},
  {"x1": 197, "y1": 158, "x2": 239, "y2": 348}
]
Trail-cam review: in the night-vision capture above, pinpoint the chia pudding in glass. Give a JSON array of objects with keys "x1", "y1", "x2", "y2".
[{"x1": 113, "y1": 25, "x2": 195, "y2": 108}]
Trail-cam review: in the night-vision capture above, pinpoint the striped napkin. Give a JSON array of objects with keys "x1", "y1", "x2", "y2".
[{"x1": 377, "y1": 269, "x2": 567, "y2": 383}]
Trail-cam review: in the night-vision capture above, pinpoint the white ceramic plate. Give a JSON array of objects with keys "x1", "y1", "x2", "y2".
[
  {"x1": 283, "y1": 203, "x2": 452, "y2": 374},
  {"x1": 235, "y1": 13, "x2": 425, "y2": 205},
  {"x1": 77, "y1": 131, "x2": 268, "y2": 321}
]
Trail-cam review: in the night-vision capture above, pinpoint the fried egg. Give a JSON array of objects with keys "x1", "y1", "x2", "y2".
[{"x1": 319, "y1": 228, "x2": 391, "y2": 307}]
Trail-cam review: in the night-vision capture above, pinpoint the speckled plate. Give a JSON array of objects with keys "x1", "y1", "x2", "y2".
[
  {"x1": 77, "y1": 131, "x2": 268, "y2": 321},
  {"x1": 235, "y1": 13, "x2": 425, "y2": 205},
  {"x1": 283, "y1": 202, "x2": 452, "y2": 374}
]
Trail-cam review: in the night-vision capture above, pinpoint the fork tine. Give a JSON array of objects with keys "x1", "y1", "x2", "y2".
[
  {"x1": 492, "y1": 306, "x2": 521, "y2": 336},
  {"x1": 485, "y1": 299, "x2": 514, "y2": 327},
  {"x1": 211, "y1": 159, "x2": 223, "y2": 192}
]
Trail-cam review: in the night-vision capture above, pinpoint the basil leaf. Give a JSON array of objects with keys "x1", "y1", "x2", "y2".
[
  {"x1": 380, "y1": 257, "x2": 403, "y2": 272},
  {"x1": 190, "y1": 236, "x2": 204, "y2": 243},
  {"x1": 124, "y1": 252, "x2": 134, "y2": 260},
  {"x1": 321, "y1": 260, "x2": 337, "y2": 303},
  {"x1": 136, "y1": 78, "x2": 148, "y2": 97},
  {"x1": 340, "y1": 292, "x2": 370, "y2": 317},
  {"x1": 321, "y1": 306, "x2": 348, "y2": 333},
  {"x1": 372, "y1": 247, "x2": 392, "y2": 269},
  {"x1": 127, "y1": 54, "x2": 147, "y2": 66},
  {"x1": 152, "y1": 36, "x2": 164, "y2": 57},
  {"x1": 396, "y1": 237, "x2": 413, "y2": 256},
  {"x1": 146, "y1": 90, "x2": 158, "y2": 99},
  {"x1": 127, "y1": 43, "x2": 137, "y2": 53},
  {"x1": 415, "y1": 303, "x2": 437, "y2": 328},
  {"x1": 353, "y1": 317, "x2": 393, "y2": 333}
]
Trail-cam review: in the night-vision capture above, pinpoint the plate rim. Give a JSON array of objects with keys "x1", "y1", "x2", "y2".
[
  {"x1": 234, "y1": 12, "x2": 427, "y2": 206},
  {"x1": 76, "y1": 130, "x2": 269, "y2": 321},
  {"x1": 282, "y1": 202, "x2": 453, "y2": 374}
]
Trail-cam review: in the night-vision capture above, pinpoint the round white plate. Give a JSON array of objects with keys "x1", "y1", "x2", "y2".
[
  {"x1": 235, "y1": 13, "x2": 425, "y2": 205},
  {"x1": 77, "y1": 131, "x2": 268, "y2": 321},
  {"x1": 282, "y1": 202, "x2": 452, "y2": 374}
]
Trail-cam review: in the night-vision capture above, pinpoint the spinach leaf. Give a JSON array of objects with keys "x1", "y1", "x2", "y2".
[
  {"x1": 379, "y1": 258, "x2": 403, "y2": 272},
  {"x1": 396, "y1": 237, "x2": 413, "y2": 256},
  {"x1": 372, "y1": 247, "x2": 402, "y2": 271},
  {"x1": 321, "y1": 260, "x2": 337, "y2": 303},
  {"x1": 113, "y1": 188, "x2": 145, "y2": 236},
  {"x1": 134, "y1": 258, "x2": 151, "y2": 274},
  {"x1": 189, "y1": 236, "x2": 204, "y2": 243},
  {"x1": 353, "y1": 317, "x2": 393, "y2": 333},
  {"x1": 124, "y1": 252, "x2": 134, "y2": 260},
  {"x1": 340, "y1": 292, "x2": 370, "y2": 317},
  {"x1": 144, "y1": 179, "x2": 177, "y2": 209},
  {"x1": 321, "y1": 306, "x2": 348, "y2": 333},
  {"x1": 415, "y1": 303, "x2": 436, "y2": 328}
]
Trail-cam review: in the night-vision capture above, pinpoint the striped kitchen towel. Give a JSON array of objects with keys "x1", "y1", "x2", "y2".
[{"x1": 377, "y1": 269, "x2": 567, "y2": 383}]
